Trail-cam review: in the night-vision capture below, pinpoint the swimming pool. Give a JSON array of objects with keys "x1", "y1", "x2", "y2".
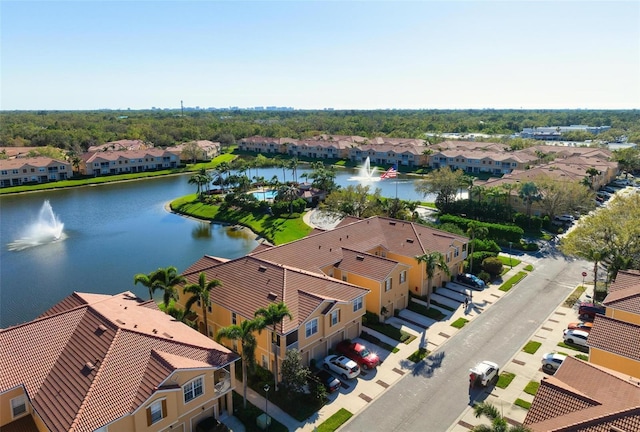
[{"x1": 251, "y1": 190, "x2": 278, "y2": 200}]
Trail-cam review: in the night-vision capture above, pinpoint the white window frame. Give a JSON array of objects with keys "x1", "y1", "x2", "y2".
[
  {"x1": 183, "y1": 376, "x2": 204, "y2": 403},
  {"x1": 149, "y1": 399, "x2": 164, "y2": 424},
  {"x1": 400, "y1": 270, "x2": 407, "y2": 284},
  {"x1": 330, "y1": 309, "x2": 339, "y2": 326},
  {"x1": 385, "y1": 278, "x2": 392, "y2": 292},
  {"x1": 11, "y1": 395, "x2": 27, "y2": 419},
  {"x1": 353, "y1": 297, "x2": 363, "y2": 312},
  {"x1": 305, "y1": 318, "x2": 318, "y2": 338}
]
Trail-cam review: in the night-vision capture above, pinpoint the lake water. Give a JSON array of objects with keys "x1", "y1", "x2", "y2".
[{"x1": 0, "y1": 166, "x2": 436, "y2": 328}]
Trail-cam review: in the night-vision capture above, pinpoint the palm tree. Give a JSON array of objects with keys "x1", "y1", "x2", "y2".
[
  {"x1": 415, "y1": 251, "x2": 451, "y2": 295},
  {"x1": 183, "y1": 272, "x2": 221, "y2": 336},
  {"x1": 277, "y1": 184, "x2": 299, "y2": 215},
  {"x1": 467, "y1": 222, "x2": 489, "y2": 274},
  {"x1": 501, "y1": 183, "x2": 516, "y2": 208},
  {"x1": 188, "y1": 169, "x2": 210, "y2": 197},
  {"x1": 288, "y1": 158, "x2": 299, "y2": 183},
  {"x1": 472, "y1": 402, "x2": 532, "y2": 432},
  {"x1": 518, "y1": 182, "x2": 541, "y2": 217},
  {"x1": 216, "y1": 318, "x2": 261, "y2": 408},
  {"x1": 151, "y1": 266, "x2": 186, "y2": 309},
  {"x1": 255, "y1": 302, "x2": 293, "y2": 390},
  {"x1": 133, "y1": 271, "x2": 158, "y2": 301},
  {"x1": 585, "y1": 167, "x2": 601, "y2": 190}
]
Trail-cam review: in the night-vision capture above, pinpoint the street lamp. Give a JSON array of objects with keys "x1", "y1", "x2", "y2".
[
  {"x1": 508, "y1": 242, "x2": 513, "y2": 269},
  {"x1": 263, "y1": 384, "x2": 270, "y2": 431}
]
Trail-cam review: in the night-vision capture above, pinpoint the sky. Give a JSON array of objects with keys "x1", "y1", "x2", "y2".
[{"x1": 1, "y1": 1, "x2": 639, "y2": 111}]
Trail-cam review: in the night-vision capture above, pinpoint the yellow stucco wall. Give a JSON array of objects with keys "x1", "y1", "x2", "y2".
[
  {"x1": 0, "y1": 387, "x2": 31, "y2": 428},
  {"x1": 590, "y1": 348, "x2": 640, "y2": 379},
  {"x1": 605, "y1": 308, "x2": 640, "y2": 325}
]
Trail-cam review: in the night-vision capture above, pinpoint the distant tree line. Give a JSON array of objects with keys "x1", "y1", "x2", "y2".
[{"x1": 1, "y1": 109, "x2": 639, "y2": 154}]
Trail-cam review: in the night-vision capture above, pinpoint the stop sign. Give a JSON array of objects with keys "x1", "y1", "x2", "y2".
[{"x1": 582, "y1": 271, "x2": 587, "y2": 277}]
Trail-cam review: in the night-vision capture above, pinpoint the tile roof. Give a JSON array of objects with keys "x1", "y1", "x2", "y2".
[
  {"x1": 82, "y1": 148, "x2": 175, "y2": 163},
  {"x1": 0, "y1": 156, "x2": 70, "y2": 169},
  {"x1": 336, "y1": 248, "x2": 409, "y2": 281},
  {"x1": 587, "y1": 315, "x2": 640, "y2": 362},
  {"x1": 87, "y1": 139, "x2": 149, "y2": 152},
  {"x1": 182, "y1": 256, "x2": 369, "y2": 335},
  {"x1": 524, "y1": 357, "x2": 640, "y2": 431},
  {"x1": 609, "y1": 270, "x2": 640, "y2": 293},
  {"x1": 0, "y1": 291, "x2": 237, "y2": 432}
]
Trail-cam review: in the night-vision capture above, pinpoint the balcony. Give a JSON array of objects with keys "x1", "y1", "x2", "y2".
[{"x1": 214, "y1": 368, "x2": 231, "y2": 394}]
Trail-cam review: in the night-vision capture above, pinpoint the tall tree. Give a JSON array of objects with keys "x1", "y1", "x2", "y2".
[
  {"x1": 183, "y1": 272, "x2": 221, "y2": 336},
  {"x1": 280, "y1": 348, "x2": 311, "y2": 400},
  {"x1": 472, "y1": 402, "x2": 532, "y2": 432},
  {"x1": 518, "y1": 182, "x2": 541, "y2": 217},
  {"x1": 216, "y1": 318, "x2": 261, "y2": 408},
  {"x1": 277, "y1": 184, "x2": 300, "y2": 215},
  {"x1": 467, "y1": 222, "x2": 489, "y2": 274},
  {"x1": 133, "y1": 271, "x2": 158, "y2": 301},
  {"x1": 324, "y1": 184, "x2": 382, "y2": 218},
  {"x1": 534, "y1": 175, "x2": 594, "y2": 220},
  {"x1": 415, "y1": 251, "x2": 451, "y2": 294},
  {"x1": 415, "y1": 166, "x2": 465, "y2": 211},
  {"x1": 151, "y1": 266, "x2": 187, "y2": 308},
  {"x1": 288, "y1": 157, "x2": 299, "y2": 183},
  {"x1": 255, "y1": 302, "x2": 293, "y2": 390}
]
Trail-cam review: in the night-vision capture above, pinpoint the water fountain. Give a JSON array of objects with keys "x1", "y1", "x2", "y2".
[
  {"x1": 7, "y1": 200, "x2": 65, "y2": 251},
  {"x1": 349, "y1": 156, "x2": 380, "y2": 182}
]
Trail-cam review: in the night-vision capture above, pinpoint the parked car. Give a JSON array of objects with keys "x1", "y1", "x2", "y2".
[
  {"x1": 567, "y1": 321, "x2": 593, "y2": 332},
  {"x1": 336, "y1": 340, "x2": 380, "y2": 370},
  {"x1": 457, "y1": 273, "x2": 486, "y2": 290},
  {"x1": 314, "y1": 369, "x2": 342, "y2": 393},
  {"x1": 555, "y1": 214, "x2": 575, "y2": 222},
  {"x1": 469, "y1": 360, "x2": 499, "y2": 387},
  {"x1": 578, "y1": 303, "x2": 606, "y2": 321},
  {"x1": 563, "y1": 329, "x2": 590, "y2": 347},
  {"x1": 541, "y1": 352, "x2": 567, "y2": 373},
  {"x1": 323, "y1": 355, "x2": 360, "y2": 380}
]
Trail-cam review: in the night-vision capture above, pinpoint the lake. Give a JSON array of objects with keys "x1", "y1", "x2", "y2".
[{"x1": 0, "y1": 166, "x2": 437, "y2": 327}]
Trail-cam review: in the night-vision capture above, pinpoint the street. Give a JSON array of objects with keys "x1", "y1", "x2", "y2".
[{"x1": 341, "y1": 250, "x2": 589, "y2": 432}]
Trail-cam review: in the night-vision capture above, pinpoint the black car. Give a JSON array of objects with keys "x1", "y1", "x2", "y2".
[{"x1": 315, "y1": 369, "x2": 342, "y2": 393}]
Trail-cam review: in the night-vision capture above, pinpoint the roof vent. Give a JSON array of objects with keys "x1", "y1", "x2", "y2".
[
  {"x1": 95, "y1": 325, "x2": 107, "y2": 335},
  {"x1": 389, "y1": 222, "x2": 396, "y2": 226},
  {"x1": 267, "y1": 292, "x2": 278, "y2": 301},
  {"x1": 406, "y1": 239, "x2": 414, "y2": 244},
  {"x1": 258, "y1": 266, "x2": 267, "y2": 272},
  {"x1": 356, "y1": 255, "x2": 365, "y2": 261},
  {"x1": 162, "y1": 332, "x2": 173, "y2": 339},
  {"x1": 116, "y1": 319, "x2": 126, "y2": 325}
]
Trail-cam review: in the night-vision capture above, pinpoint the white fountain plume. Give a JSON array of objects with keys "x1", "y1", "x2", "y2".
[
  {"x1": 7, "y1": 200, "x2": 65, "y2": 251},
  {"x1": 349, "y1": 156, "x2": 380, "y2": 182}
]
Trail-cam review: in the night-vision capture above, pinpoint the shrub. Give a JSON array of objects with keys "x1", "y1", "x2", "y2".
[
  {"x1": 438, "y1": 214, "x2": 524, "y2": 242},
  {"x1": 482, "y1": 256, "x2": 504, "y2": 278},
  {"x1": 477, "y1": 270, "x2": 491, "y2": 283}
]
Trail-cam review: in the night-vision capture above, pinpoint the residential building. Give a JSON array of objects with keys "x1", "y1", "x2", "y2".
[
  {"x1": 177, "y1": 216, "x2": 467, "y2": 373},
  {"x1": 0, "y1": 157, "x2": 72, "y2": 188},
  {"x1": 169, "y1": 140, "x2": 221, "y2": 162},
  {"x1": 0, "y1": 291, "x2": 239, "y2": 432},
  {"x1": 237, "y1": 136, "x2": 298, "y2": 155},
  {"x1": 524, "y1": 356, "x2": 640, "y2": 431},
  {"x1": 587, "y1": 269, "x2": 640, "y2": 379},
  {"x1": 349, "y1": 140, "x2": 429, "y2": 168},
  {"x1": 428, "y1": 148, "x2": 535, "y2": 174},
  {"x1": 87, "y1": 139, "x2": 150, "y2": 152},
  {"x1": 81, "y1": 149, "x2": 179, "y2": 176}
]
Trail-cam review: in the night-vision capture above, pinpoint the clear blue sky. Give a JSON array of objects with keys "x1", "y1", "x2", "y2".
[{"x1": 1, "y1": 1, "x2": 639, "y2": 110}]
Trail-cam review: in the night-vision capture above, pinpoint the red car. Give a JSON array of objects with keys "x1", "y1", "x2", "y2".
[
  {"x1": 335, "y1": 340, "x2": 380, "y2": 370},
  {"x1": 567, "y1": 322, "x2": 594, "y2": 332}
]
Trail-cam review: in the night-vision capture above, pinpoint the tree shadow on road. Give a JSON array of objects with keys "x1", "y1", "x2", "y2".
[{"x1": 400, "y1": 350, "x2": 446, "y2": 378}]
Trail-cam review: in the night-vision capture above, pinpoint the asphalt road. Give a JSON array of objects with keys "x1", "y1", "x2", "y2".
[{"x1": 341, "y1": 250, "x2": 590, "y2": 432}]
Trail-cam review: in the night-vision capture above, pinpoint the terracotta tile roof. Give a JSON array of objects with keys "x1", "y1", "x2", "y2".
[
  {"x1": 603, "y1": 286, "x2": 640, "y2": 316},
  {"x1": 1, "y1": 291, "x2": 237, "y2": 432},
  {"x1": 181, "y1": 256, "x2": 369, "y2": 335},
  {"x1": 587, "y1": 315, "x2": 640, "y2": 362},
  {"x1": 609, "y1": 270, "x2": 640, "y2": 293},
  {"x1": 183, "y1": 255, "x2": 229, "y2": 274},
  {"x1": 430, "y1": 140, "x2": 509, "y2": 152},
  {"x1": 336, "y1": 248, "x2": 409, "y2": 281},
  {"x1": 87, "y1": 139, "x2": 149, "y2": 152},
  {"x1": 82, "y1": 148, "x2": 175, "y2": 163},
  {"x1": 251, "y1": 216, "x2": 466, "y2": 275},
  {"x1": 0, "y1": 156, "x2": 70, "y2": 170},
  {"x1": 525, "y1": 357, "x2": 640, "y2": 431}
]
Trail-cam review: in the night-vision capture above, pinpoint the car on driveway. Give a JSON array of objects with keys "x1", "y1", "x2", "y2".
[
  {"x1": 336, "y1": 340, "x2": 380, "y2": 370},
  {"x1": 314, "y1": 369, "x2": 342, "y2": 393},
  {"x1": 578, "y1": 303, "x2": 605, "y2": 321},
  {"x1": 323, "y1": 355, "x2": 360, "y2": 380},
  {"x1": 567, "y1": 321, "x2": 593, "y2": 332},
  {"x1": 541, "y1": 352, "x2": 567, "y2": 373},
  {"x1": 457, "y1": 273, "x2": 486, "y2": 290},
  {"x1": 563, "y1": 329, "x2": 590, "y2": 347}
]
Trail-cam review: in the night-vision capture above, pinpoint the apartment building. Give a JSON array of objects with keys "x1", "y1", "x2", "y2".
[
  {"x1": 81, "y1": 149, "x2": 179, "y2": 176},
  {"x1": 0, "y1": 157, "x2": 72, "y2": 188}
]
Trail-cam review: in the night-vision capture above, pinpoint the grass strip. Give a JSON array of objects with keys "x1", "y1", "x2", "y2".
[
  {"x1": 407, "y1": 348, "x2": 430, "y2": 363},
  {"x1": 574, "y1": 354, "x2": 589, "y2": 361},
  {"x1": 514, "y1": 398, "x2": 532, "y2": 410},
  {"x1": 557, "y1": 342, "x2": 588, "y2": 352},
  {"x1": 522, "y1": 340, "x2": 542, "y2": 354},
  {"x1": 232, "y1": 391, "x2": 288, "y2": 432},
  {"x1": 360, "y1": 331, "x2": 400, "y2": 354},
  {"x1": 450, "y1": 318, "x2": 469, "y2": 329},
  {"x1": 496, "y1": 372, "x2": 516, "y2": 389},
  {"x1": 524, "y1": 381, "x2": 540, "y2": 396},
  {"x1": 523, "y1": 264, "x2": 534, "y2": 271},
  {"x1": 563, "y1": 285, "x2": 586, "y2": 307},
  {"x1": 498, "y1": 255, "x2": 521, "y2": 267},
  {"x1": 407, "y1": 301, "x2": 446, "y2": 320},
  {"x1": 363, "y1": 323, "x2": 415, "y2": 344},
  {"x1": 499, "y1": 271, "x2": 527, "y2": 292},
  {"x1": 316, "y1": 408, "x2": 353, "y2": 432}
]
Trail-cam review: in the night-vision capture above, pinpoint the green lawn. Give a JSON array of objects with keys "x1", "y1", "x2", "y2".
[
  {"x1": 524, "y1": 380, "x2": 540, "y2": 396},
  {"x1": 499, "y1": 271, "x2": 527, "y2": 292},
  {"x1": 574, "y1": 354, "x2": 589, "y2": 361},
  {"x1": 316, "y1": 408, "x2": 353, "y2": 432},
  {"x1": 407, "y1": 301, "x2": 446, "y2": 321},
  {"x1": 523, "y1": 264, "x2": 534, "y2": 271},
  {"x1": 450, "y1": 318, "x2": 469, "y2": 329},
  {"x1": 498, "y1": 255, "x2": 521, "y2": 267},
  {"x1": 407, "y1": 348, "x2": 430, "y2": 363},
  {"x1": 514, "y1": 398, "x2": 531, "y2": 410},
  {"x1": 496, "y1": 372, "x2": 516, "y2": 389},
  {"x1": 522, "y1": 340, "x2": 542, "y2": 354},
  {"x1": 563, "y1": 285, "x2": 586, "y2": 307},
  {"x1": 170, "y1": 194, "x2": 313, "y2": 245},
  {"x1": 360, "y1": 331, "x2": 400, "y2": 354},
  {"x1": 557, "y1": 341, "x2": 589, "y2": 352}
]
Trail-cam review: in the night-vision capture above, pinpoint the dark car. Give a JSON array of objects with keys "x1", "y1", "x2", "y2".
[
  {"x1": 457, "y1": 273, "x2": 486, "y2": 290},
  {"x1": 578, "y1": 303, "x2": 606, "y2": 321},
  {"x1": 314, "y1": 369, "x2": 342, "y2": 393}
]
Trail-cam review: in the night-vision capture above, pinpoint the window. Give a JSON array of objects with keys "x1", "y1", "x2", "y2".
[
  {"x1": 11, "y1": 396, "x2": 26, "y2": 418},
  {"x1": 147, "y1": 399, "x2": 165, "y2": 425},
  {"x1": 330, "y1": 309, "x2": 339, "y2": 326},
  {"x1": 454, "y1": 247, "x2": 459, "y2": 258},
  {"x1": 262, "y1": 354, "x2": 268, "y2": 368},
  {"x1": 385, "y1": 278, "x2": 392, "y2": 292},
  {"x1": 232, "y1": 312, "x2": 237, "y2": 325},
  {"x1": 305, "y1": 318, "x2": 318, "y2": 338},
  {"x1": 353, "y1": 297, "x2": 363, "y2": 312},
  {"x1": 342, "y1": 275, "x2": 347, "y2": 282},
  {"x1": 183, "y1": 376, "x2": 204, "y2": 403},
  {"x1": 400, "y1": 270, "x2": 407, "y2": 284}
]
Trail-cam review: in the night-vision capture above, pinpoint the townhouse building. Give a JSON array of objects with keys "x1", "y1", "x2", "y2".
[
  {"x1": 169, "y1": 140, "x2": 221, "y2": 162},
  {"x1": 349, "y1": 141, "x2": 429, "y2": 168},
  {"x1": 81, "y1": 149, "x2": 179, "y2": 176},
  {"x1": 177, "y1": 216, "x2": 467, "y2": 373},
  {"x1": 87, "y1": 139, "x2": 150, "y2": 152},
  {"x1": 0, "y1": 292, "x2": 239, "y2": 432},
  {"x1": 0, "y1": 157, "x2": 72, "y2": 188},
  {"x1": 428, "y1": 149, "x2": 535, "y2": 174}
]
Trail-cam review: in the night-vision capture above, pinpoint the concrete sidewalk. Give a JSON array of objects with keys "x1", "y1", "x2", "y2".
[{"x1": 229, "y1": 259, "x2": 537, "y2": 431}]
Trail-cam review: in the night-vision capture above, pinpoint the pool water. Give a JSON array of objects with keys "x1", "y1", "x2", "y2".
[{"x1": 251, "y1": 190, "x2": 278, "y2": 200}]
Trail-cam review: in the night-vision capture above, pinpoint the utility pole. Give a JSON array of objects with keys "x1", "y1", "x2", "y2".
[{"x1": 181, "y1": 100, "x2": 184, "y2": 117}]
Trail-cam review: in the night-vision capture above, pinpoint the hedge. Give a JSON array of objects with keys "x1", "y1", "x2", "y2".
[{"x1": 438, "y1": 214, "x2": 524, "y2": 242}]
